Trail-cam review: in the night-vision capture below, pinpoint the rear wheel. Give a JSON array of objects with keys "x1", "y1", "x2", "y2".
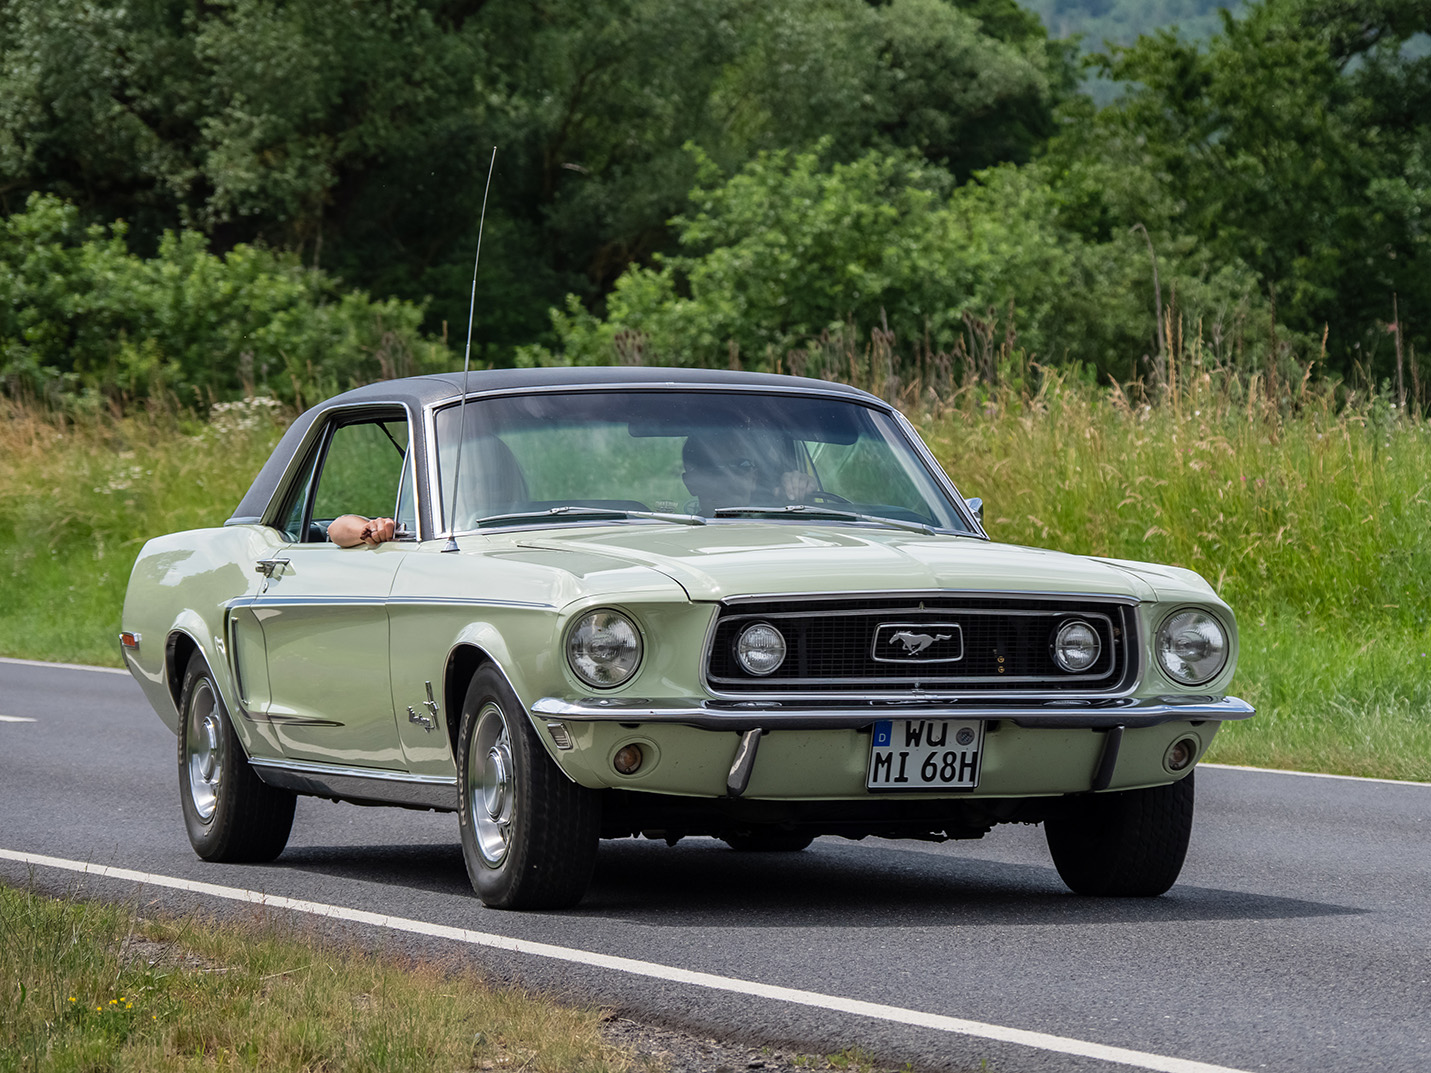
[
  {"x1": 456, "y1": 666, "x2": 599, "y2": 909},
  {"x1": 1044, "y1": 771, "x2": 1195, "y2": 897},
  {"x1": 177, "y1": 651, "x2": 295, "y2": 862}
]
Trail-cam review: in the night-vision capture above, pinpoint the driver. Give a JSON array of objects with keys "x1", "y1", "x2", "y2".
[
  {"x1": 681, "y1": 430, "x2": 818, "y2": 515},
  {"x1": 329, "y1": 515, "x2": 395, "y2": 547}
]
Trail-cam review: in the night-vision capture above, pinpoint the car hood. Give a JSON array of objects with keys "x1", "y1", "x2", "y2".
[{"x1": 509, "y1": 522, "x2": 1214, "y2": 604}]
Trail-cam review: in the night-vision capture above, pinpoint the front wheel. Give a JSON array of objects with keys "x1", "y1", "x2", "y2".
[
  {"x1": 1044, "y1": 771, "x2": 1195, "y2": 897},
  {"x1": 456, "y1": 666, "x2": 600, "y2": 909},
  {"x1": 177, "y1": 651, "x2": 295, "y2": 862}
]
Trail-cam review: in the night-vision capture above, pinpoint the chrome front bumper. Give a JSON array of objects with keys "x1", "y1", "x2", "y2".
[{"x1": 530, "y1": 694, "x2": 1255, "y2": 731}]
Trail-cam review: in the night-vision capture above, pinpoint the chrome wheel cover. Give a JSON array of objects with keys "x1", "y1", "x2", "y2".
[
  {"x1": 184, "y1": 679, "x2": 223, "y2": 823},
  {"x1": 468, "y1": 699, "x2": 515, "y2": 867}
]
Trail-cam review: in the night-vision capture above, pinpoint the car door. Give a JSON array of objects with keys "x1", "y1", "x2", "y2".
[{"x1": 248, "y1": 409, "x2": 414, "y2": 767}]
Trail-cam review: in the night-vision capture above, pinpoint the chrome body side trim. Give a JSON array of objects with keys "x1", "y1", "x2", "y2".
[
  {"x1": 227, "y1": 594, "x2": 556, "y2": 612},
  {"x1": 249, "y1": 757, "x2": 459, "y2": 811},
  {"x1": 530, "y1": 694, "x2": 1255, "y2": 732}
]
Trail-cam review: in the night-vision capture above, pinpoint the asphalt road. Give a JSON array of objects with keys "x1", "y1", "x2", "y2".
[{"x1": 2, "y1": 657, "x2": 1428, "y2": 1073}]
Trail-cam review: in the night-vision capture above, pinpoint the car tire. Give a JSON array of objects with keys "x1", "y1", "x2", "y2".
[
  {"x1": 1044, "y1": 770, "x2": 1195, "y2": 897},
  {"x1": 457, "y1": 665, "x2": 600, "y2": 910},
  {"x1": 721, "y1": 829, "x2": 815, "y2": 852},
  {"x1": 177, "y1": 651, "x2": 295, "y2": 863}
]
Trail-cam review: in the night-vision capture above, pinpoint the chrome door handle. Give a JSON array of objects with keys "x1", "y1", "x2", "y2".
[{"x1": 254, "y1": 557, "x2": 291, "y2": 578}]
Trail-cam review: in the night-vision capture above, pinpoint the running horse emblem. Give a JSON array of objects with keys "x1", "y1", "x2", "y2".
[{"x1": 888, "y1": 630, "x2": 952, "y2": 656}]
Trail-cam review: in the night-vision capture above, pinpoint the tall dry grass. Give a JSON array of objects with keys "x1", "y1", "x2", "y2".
[{"x1": 0, "y1": 396, "x2": 287, "y2": 665}]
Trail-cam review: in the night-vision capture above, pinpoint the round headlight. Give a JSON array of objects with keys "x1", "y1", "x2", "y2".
[
  {"x1": 567, "y1": 610, "x2": 642, "y2": 688},
  {"x1": 1052, "y1": 620, "x2": 1102, "y2": 673},
  {"x1": 1155, "y1": 609, "x2": 1229, "y2": 686},
  {"x1": 735, "y1": 622, "x2": 786, "y2": 676}
]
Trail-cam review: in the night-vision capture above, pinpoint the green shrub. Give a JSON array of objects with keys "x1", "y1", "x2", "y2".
[
  {"x1": 0, "y1": 194, "x2": 450, "y2": 409},
  {"x1": 517, "y1": 143, "x2": 1293, "y2": 384}
]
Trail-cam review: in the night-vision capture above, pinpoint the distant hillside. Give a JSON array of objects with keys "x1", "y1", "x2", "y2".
[{"x1": 1021, "y1": 0, "x2": 1245, "y2": 50}]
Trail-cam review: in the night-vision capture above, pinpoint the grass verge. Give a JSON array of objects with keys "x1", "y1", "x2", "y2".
[{"x1": 0, "y1": 882, "x2": 640, "y2": 1073}]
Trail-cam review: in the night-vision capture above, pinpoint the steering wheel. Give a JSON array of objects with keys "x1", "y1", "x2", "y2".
[{"x1": 804, "y1": 490, "x2": 851, "y2": 505}]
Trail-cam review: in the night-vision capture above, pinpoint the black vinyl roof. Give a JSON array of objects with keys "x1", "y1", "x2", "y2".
[{"x1": 228, "y1": 367, "x2": 886, "y2": 530}]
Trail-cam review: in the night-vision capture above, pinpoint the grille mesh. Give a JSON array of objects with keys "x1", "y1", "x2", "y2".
[{"x1": 708, "y1": 596, "x2": 1136, "y2": 694}]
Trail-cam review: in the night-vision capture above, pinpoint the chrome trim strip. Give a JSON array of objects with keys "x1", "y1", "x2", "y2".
[
  {"x1": 259, "y1": 401, "x2": 423, "y2": 537},
  {"x1": 228, "y1": 595, "x2": 555, "y2": 612},
  {"x1": 249, "y1": 758, "x2": 459, "y2": 810},
  {"x1": 530, "y1": 694, "x2": 1255, "y2": 732},
  {"x1": 423, "y1": 383, "x2": 978, "y2": 538},
  {"x1": 398, "y1": 595, "x2": 557, "y2": 609},
  {"x1": 717, "y1": 590, "x2": 1143, "y2": 606},
  {"x1": 703, "y1": 595, "x2": 1139, "y2": 699},
  {"x1": 235, "y1": 595, "x2": 388, "y2": 608},
  {"x1": 240, "y1": 711, "x2": 344, "y2": 727}
]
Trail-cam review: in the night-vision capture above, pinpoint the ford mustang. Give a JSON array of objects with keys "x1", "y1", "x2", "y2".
[{"x1": 121, "y1": 367, "x2": 1253, "y2": 908}]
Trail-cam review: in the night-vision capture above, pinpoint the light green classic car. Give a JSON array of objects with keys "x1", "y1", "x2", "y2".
[{"x1": 122, "y1": 367, "x2": 1252, "y2": 908}]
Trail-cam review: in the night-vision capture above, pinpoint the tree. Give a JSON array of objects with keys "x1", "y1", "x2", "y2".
[{"x1": 1077, "y1": 0, "x2": 1431, "y2": 378}]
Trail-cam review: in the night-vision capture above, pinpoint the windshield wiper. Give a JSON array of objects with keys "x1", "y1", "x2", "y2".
[
  {"x1": 473, "y1": 505, "x2": 706, "y2": 529},
  {"x1": 711, "y1": 505, "x2": 936, "y2": 535}
]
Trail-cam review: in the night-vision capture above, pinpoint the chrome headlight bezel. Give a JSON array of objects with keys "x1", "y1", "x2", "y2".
[
  {"x1": 734, "y1": 622, "x2": 787, "y2": 677},
  {"x1": 1051, "y1": 619, "x2": 1102, "y2": 674},
  {"x1": 1154, "y1": 607, "x2": 1230, "y2": 687},
  {"x1": 566, "y1": 608, "x2": 643, "y2": 689}
]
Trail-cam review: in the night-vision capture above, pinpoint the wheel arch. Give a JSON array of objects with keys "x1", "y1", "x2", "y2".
[
  {"x1": 443, "y1": 643, "x2": 498, "y2": 764},
  {"x1": 165, "y1": 623, "x2": 257, "y2": 760},
  {"x1": 442, "y1": 642, "x2": 577, "y2": 783},
  {"x1": 165, "y1": 628, "x2": 203, "y2": 714}
]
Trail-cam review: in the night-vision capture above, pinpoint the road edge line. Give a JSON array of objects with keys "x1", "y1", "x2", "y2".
[
  {"x1": 1, "y1": 847, "x2": 1256, "y2": 1073},
  {"x1": 0, "y1": 656, "x2": 129, "y2": 676},
  {"x1": 1200, "y1": 762, "x2": 1431, "y2": 789}
]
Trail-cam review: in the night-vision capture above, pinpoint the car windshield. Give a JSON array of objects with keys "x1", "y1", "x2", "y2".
[{"x1": 433, "y1": 389, "x2": 972, "y2": 534}]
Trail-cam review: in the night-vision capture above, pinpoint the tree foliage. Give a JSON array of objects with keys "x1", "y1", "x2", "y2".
[
  {"x1": 518, "y1": 142, "x2": 1276, "y2": 382},
  {"x1": 0, "y1": 0, "x2": 1074, "y2": 368},
  {"x1": 0, "y1": 195, "x2": 447, "y2": 407},
  {"x1": 530, "y1": 0, "x2": 1429, "y2": 388},
  {"x1": 1078, "y1": 0, "x2": 1431, "y2": 379},
  {"x1": 0, "y1": 0, "x2": 1425, "y2": 399}
]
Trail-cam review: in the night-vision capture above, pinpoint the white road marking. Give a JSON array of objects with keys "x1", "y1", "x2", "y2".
[
  {"x1": 0, "y1": 715, "x2": 37, "y2": 723},
  {"x1": 1, "y1": 848, "x2": 1255, "y2": 1073},
  {"x1": 1201, "y1": 763, "x2": 1431, "y2": 789},
  {"x1": 0, "y1": 656, "x2": 130, "y2": 676}
]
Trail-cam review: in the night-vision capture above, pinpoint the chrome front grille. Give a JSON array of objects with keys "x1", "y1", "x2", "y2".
[{"x1": 706, "y1": 595, "x2": 1138, "y2": 695}]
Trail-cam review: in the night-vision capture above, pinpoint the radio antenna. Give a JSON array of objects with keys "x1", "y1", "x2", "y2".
[{"x1": 443, "y1": 145, "x2": 498, "y2": 553}]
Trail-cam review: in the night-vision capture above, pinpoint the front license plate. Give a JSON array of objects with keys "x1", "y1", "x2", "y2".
[{"x1": 866, "y1": 719, "x2": 984, "y2": 790}]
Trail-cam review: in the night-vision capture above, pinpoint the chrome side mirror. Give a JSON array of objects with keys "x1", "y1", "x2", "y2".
[{"x1": 964, "y1": 497, "x2": 984, "y2": 527}]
